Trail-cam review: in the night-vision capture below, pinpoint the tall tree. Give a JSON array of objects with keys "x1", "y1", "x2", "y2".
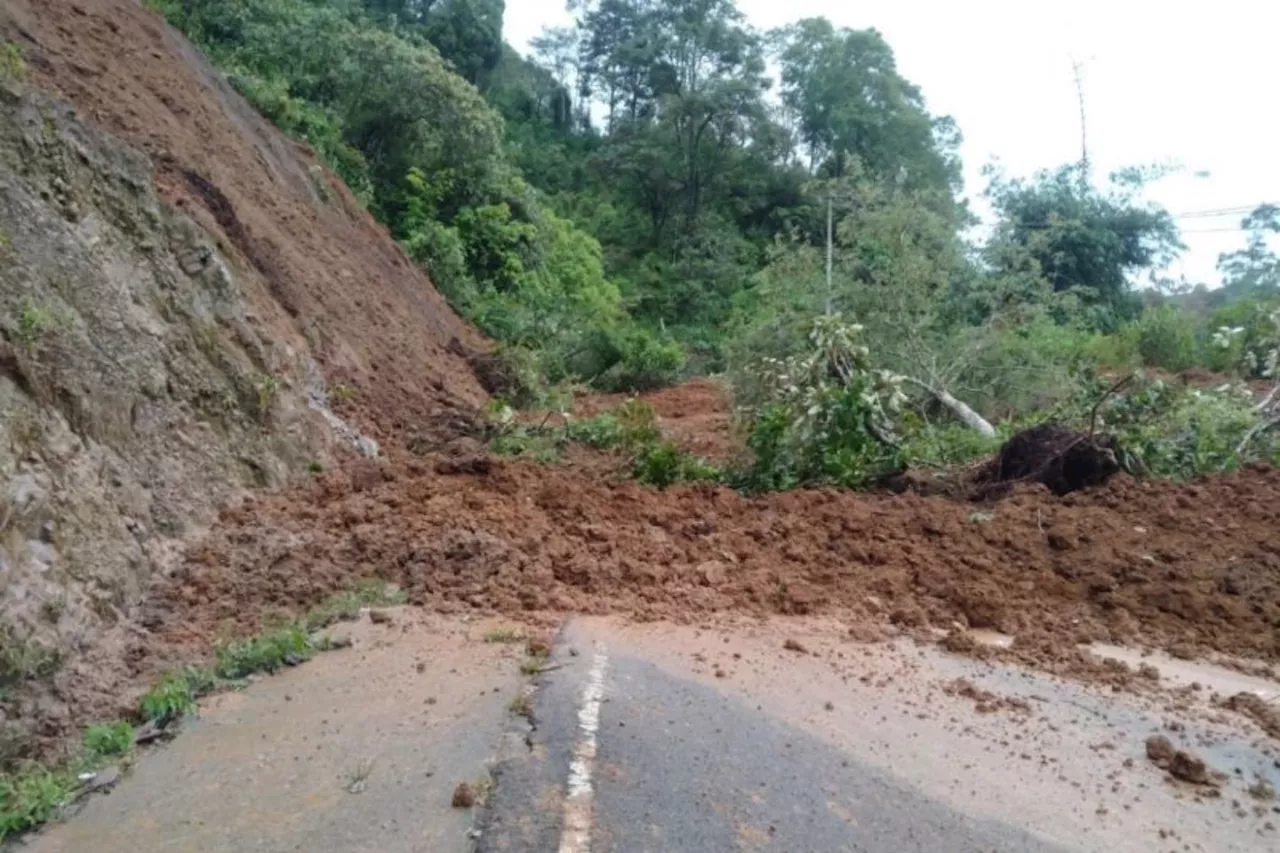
[
  {"x1": 1219, "y1": 204, "x2": 1280, "y2": 298},
  {"x1": 983, "y1": 165, "x2": 1182, "y2": 327},
  {"x1": 772, "y1": 18, "x2": 960, "y2": 202}
]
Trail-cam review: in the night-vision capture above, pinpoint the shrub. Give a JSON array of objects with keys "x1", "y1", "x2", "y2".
[
  {"x1": 1133, "y1": 305, "x2": 1198, "y2": 372},
  {"x1": 593, "y1": 328, "x2": 685, "y2": 392},
  {"x1": 138, "y1": 668, "x2": 208, "y2": 725},
  {"x1": 1098, "y1": 377, "x2": 1272, "y2": 478},
  {"x1": 734, "y1": 315, "x2": 905, "y2": 491}
]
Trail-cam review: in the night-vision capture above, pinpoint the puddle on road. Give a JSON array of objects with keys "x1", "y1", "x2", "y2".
[{"x1": 1087, "y1": 643, "x2": 1280, "y2": 702}]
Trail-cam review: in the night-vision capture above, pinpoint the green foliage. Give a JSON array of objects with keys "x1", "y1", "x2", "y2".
[
  {"x1": 11, "y1": 297, "x2": 68, "y2": 351},
  {"x1": 81, "y1": 722, "x2": 133, "y2": 760},
  {"x1": 901, "y1": 421, "x2": 1002, "y2": 468},
  {"x1": 0, "y1": 763, "x2": 73, "y2": 839},
  {"x1": 590, "y1": 327, "x2": 685, "y2": 392},
  {"x1": 214, "y1": 625, "x2": 313, "y2": 680},
  {"x1": 487, "y1": 398, "x2": 718, "y2": 486},
  {"x1": 138, "y1": 667, "x2": 211, "y2": 725},
  {"x1": 734, "y1": 315, "x2": 905, "y2": 491},
  {"x1": 1096, "y1": 378, "x2": 1272, "y2": 478},
  {"x1": 983, "y1": 165, "x2": 1182, "y2": 324},
  {"x1": 1132, "y1": 305, "x2": 1198, "y2": 372}
]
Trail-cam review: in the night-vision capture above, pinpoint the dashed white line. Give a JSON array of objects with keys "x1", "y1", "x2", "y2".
[{"x1": 558, "y1": 643, "x2": 608, "y2": 853}]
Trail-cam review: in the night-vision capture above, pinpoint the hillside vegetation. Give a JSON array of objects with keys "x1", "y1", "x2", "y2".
[{"x1": 146, "y1": 0, "x2": 1280, "y2": 485}]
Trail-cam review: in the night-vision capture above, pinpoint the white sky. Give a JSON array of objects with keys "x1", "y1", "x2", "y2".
[{"x1": 504, "y1": 0, "x2": 1280, "y2": 287}]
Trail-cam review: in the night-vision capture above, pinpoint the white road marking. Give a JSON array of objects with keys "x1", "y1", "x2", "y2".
[{"x1": 558, "y1": 643, "x2": 608, "y2": 853}]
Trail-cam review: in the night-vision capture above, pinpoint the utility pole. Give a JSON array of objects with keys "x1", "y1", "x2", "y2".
[
  {"x1": 825, "y1": 193, "x2": 833, "y2": 314},
  {"x1": 1071, "y1": 57, "x2": 1090, "y2": 189}
]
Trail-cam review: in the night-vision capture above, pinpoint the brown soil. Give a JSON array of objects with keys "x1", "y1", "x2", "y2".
[
  {"x1": 3, "y1": 0, "x2": 488, "y2": 450},
  {"x1": 8, "y1": 0, "x2": 1280, "y2": 763},
  {"x1": 575, "y1": 378, "x2": 737, "y2": 462},
  {"x1": 138, "y1": 457, "x2": 1280, "y2": 679}
]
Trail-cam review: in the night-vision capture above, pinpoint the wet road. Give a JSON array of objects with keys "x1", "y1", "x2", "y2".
[
  {"x1": 24, "y1": 613, "x2": 1280, "y2": 852},
  {"x1": 480, "y1": 617, "x2": 1280, "y2": 853}
]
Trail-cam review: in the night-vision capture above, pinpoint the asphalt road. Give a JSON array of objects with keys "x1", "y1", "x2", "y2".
[
  {"x1": 480, "y1": 617, "x2": 1279, "y2": 853},
  {"x1": 25, "y1": 613, "x2": 1279, "y2": 853},
  {"x1": 481, "y1": 639, "x2": 1062, "y2": 852}
]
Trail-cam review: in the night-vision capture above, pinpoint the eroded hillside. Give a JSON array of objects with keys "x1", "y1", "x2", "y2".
[{"x1": 0, "y1": 0, "x2": 488, "y2": 757}]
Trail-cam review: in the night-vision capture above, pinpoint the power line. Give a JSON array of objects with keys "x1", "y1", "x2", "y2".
[{"x1": 1170, "y1": 204, "x2": 1275, "y2": 219}]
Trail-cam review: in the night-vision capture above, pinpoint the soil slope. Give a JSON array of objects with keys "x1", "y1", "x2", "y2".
[{"x1": 2, "y1": 0, "x2": 488, "y2": 444}]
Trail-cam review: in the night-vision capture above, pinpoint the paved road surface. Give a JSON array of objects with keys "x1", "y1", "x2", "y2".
[{"x1": 24, "y1": 613, "x2": 1280, "y2": 853}]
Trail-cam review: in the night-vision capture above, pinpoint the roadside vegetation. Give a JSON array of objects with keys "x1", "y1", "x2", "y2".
[{"x1": 0, "y1": 581, "x2": 402, "y2": 839}]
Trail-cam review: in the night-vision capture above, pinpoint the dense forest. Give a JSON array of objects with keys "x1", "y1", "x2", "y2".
[{"x1": 150, "y1": 0, "x2": 1280, "y2": 483}]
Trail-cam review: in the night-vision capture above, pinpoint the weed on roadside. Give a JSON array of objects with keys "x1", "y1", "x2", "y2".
[
  {"x1": 81, "y1": 721, "x2": 133, "y2": 760},
  {"x1": 214, "y1": 624, "x2": 312, "y2": 680},
  {"x1": 138, "y1": 666, "x2": 213, "y2": 725},
  {"x1": 0, "y1": 763, "x2": 73, "y2": 839},
  {"x1": 1, "y1": 718, "x2": 137, "y2": 839},
  {"x1": 305, "y1": 580, "x2": 407, "y2": 631},
  {"x1": 344, "y1": 758, "x2": 375, "y2": 794},
  {"x1": 519, "y1": 654, "x2": 548, "y2": 676},
  {"x1": 508, "y1": 692, "x2": 533, "y2": 719}
]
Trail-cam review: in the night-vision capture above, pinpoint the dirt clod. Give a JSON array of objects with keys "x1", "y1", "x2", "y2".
[
  {"x1": 1147, "y1": 735, "x2": 1218, "y2": 787},
  {"x1": 451, "y1": 782, "x2": 476, "y2": 808},
  {"x1": 782, "y1": 639, "x2": 809, "y2": 654},
  {"x1": 1168, "y1": 751, "x2": 1215, "y2": 786},
  {"x1": 368, "y1": 609, "x2": 393, "y2": 625},
  {"x1": 1146, "y1": 735, "x2": 1176, "y2": 764}
]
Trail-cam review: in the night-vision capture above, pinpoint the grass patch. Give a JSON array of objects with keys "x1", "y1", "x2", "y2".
[
  {"x1": 81, "y1": 721, "x2": 133, "y2": 760},
  {"x1": 137, "y1": 665, "x2": 215, "y2": 726},
  {"x1": 0, "y1": 763, "x2": 72, "y2": 839},
  {"x1": 138, "y1": 580, "x2": 402, "y2": 726},
  {"x1": 0, "y1": 42, "x2": 24, "y2": 83},
  {"x1": 488, "y1": 400, "x2": 723, "y2": 488},
  {"x1": 344, "y1": 757, "x2": 376, "y2": 794},
  {"x1": 11, "y1": 297, "x2": 69, "y2": 351},
  {"x1": 305, "y1": 580, "x2": 407, "y2": 631},
  {"x1": 214, "y1": 624, "x2": 313, "y2": 680},
  {"x1": 1, "y1": 719, "x2": 136, "y2": 839},
  {"x1": 482, "y1": 627, "x2": 526, "y2": 644}
]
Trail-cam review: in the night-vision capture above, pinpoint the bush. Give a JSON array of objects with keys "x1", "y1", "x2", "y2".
[
  {"x1": 734, "y1": 315, "x2": 905, "y2": 491},
  {"x1": 1133, "y1": 305, "x2": 1198, "y2": 372},
  {"x1": 138, "y1": 668, "x2": 209, "y2": 725},
  {"x1": 1098, "y1": 377, "x2": 1273, "y2": 478},
  {"x1": 593, "y1": 328, "x2": 685, "y2": 392}
]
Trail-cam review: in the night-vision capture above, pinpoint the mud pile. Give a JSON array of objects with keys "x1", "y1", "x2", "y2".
[{"x1": 148, "y1": 456, "x2": 1280, "y2": 672}]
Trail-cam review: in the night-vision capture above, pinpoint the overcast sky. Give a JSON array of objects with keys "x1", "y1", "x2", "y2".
[{"x1": 504, "y1": 0, "x2": 1279, "y2": 287}]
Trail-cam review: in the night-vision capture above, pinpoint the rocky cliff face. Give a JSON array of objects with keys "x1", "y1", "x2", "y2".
[{"x1": 0, "y1": 0, "x2": 489, "y2": 755}]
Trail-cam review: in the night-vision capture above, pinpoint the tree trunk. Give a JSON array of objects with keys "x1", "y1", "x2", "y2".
[{"x1": 902, "y1": 377, "x2": 996, "y2": 438}]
